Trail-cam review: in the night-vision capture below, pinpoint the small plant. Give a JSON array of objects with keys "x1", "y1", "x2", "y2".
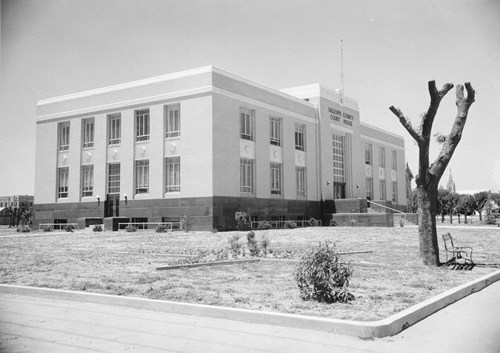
[
  {"x1": 485, "y1": 215, "x2": 497, "y2": 225},
  {"x1": 247, "y1": 231, "x2": 259, "y2": 256},
  {"x1": 284, "y1": 220, "x2": 297, "y2": 229},
  {"x1": 181, "y1": 208, "x2": 193, "y2": 232},
  {"x1": 42, "y1": 225, "x2": 53, "y2": 232},
  {"x1": 211, "y1": 228, "x2": 218, "y2": 233},
  {"x1": 260, "y1": 234, "x2": 271, "y2": 255},
  {"x1": 228, "y1": 234, "x2": 242, "y2": 256},
  {"x1": 93, "y1": 225, "x2": 103, "y2": 232},
  {"x1": 125, "y1": 224, "x2": 137, "y2": 232},
  {"x1": 65, "y1": 224, "x2": 74, "y2": 232},
  {"x1": 235, "y1": 211, "x2": 249, "y2": 230},
  {"x1": 155, "y1": 225, "x2": 169, "y2": 233},
  {"x1": 16, "y1": 226, "x2": 32, "y2": 233},
  {"x1": 257, "y1": 220, "x2": 272, "y2": 230},
  {"x1": 294, "y1": 242, "x2": 354, "y2": 304},
  {"x1": 307, "y1": 217, "x2": 321, "y2": 227},
  {"x1": 399, "y1": 218, "x2": 406, "y2": 227},
  {"x1": 329, "y1": 218, "x2": 337, "y2": 227}
]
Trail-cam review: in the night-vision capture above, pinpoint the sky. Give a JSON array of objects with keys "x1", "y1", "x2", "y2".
[{"x1": 1, "y1": 0, "x2": 499, "y2": 196}]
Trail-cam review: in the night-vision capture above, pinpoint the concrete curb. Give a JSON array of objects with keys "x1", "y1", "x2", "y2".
[{"x1": 1, "y1": 269, "x2": 499, "y2": 338}]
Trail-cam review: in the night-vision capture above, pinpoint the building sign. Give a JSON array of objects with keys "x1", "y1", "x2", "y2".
[{"x1": 328, "y1": 107, "x2": 354, "y2": 127}]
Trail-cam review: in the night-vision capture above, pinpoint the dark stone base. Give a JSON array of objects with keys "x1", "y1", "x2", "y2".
[
  {"x1": 34, "y1": 196, "x2": 390, "y2": 231},
  {"x1": 77, "y1": 217, "x2": 103, "y2": 229},
  {"x1": 104, "y1": 217, "x2": 130, "y2": 231}
]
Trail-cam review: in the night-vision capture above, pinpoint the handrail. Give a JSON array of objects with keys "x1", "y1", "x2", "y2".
[{"x1": 367, "y1": 200, "x2": 405, "y2": 214}]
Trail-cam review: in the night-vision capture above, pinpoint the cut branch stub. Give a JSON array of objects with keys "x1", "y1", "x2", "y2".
[{"x1": 389, "y1": 106, "x2": 422, "y2": 144}]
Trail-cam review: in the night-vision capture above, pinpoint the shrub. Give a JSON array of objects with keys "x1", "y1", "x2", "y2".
[
  {"x1": 329, "y1": 218, "x2": 337, "y2": 227},
  {"x1": 16, "y1": 226, "x2": 32, "y2": 233},
  {"x1": 485, "y1": 214, "x2": 497, "y2": 225},
  {"x1": 93, "y1": 225, "x2": 103, "y2": 232},
  {"x1": 181, "y1": 208, "x2": 193, "y2": 232},
  {"x1": 257, "y1": 220, "x2": 272, "y2": 230},
  {"x1": 284, "y1": 220, "x2": 297, "y2": 229},
  {"x1": 42, "y1": 225, "x2": 53, "y2": 232},
  {"x1": 211, "y1": 228, "x2": 218, "y2": 233},
  {"x1": 294, "y1": 242, "x2": 354, "y2": 304},
  {"x1": 125, "y1": 224, "x2": 137, "y2": 232},
  {"x1": 155, "y1": 225, "x2": 169, "y2": 233},
  {"x1": 235, "y1": 211, "x2": 249, "y2": 230},
  {"x1": 307, "y1": 217, "x2": 321, "y2": 227},
  {"x1": 399, "y1": 218, "x2": 406, "y2": 227},
  {"x1": 247, "y1": 231, "x2": 259, "y2": 256},
  {"x1": 260, "y1": 235, "x2": 271, "y2": 255},
  {"x1": 65, "y1": 224, "x2": 75, "y2": 232},
  {"x1": 228, "y1": 234, "x2": 242, "y2": 256}
]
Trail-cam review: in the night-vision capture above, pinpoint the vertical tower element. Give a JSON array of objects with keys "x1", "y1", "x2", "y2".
[{"x1": 340, "y1": 38, "x2": 344, "y2": 104}]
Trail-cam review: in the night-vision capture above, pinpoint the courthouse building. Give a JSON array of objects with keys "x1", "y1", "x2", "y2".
[{"x1": 34, "y1": 66, "x2": 406, "y2": 230}]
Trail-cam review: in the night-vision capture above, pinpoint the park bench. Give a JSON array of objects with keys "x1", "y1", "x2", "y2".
[{"x1": 442, "y1": 233, "x2": 474, "y2": 266}]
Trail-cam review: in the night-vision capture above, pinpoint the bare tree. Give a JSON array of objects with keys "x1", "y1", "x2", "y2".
[{"x1": 389, "y1": 81, "x2": 475, "y2": 266}]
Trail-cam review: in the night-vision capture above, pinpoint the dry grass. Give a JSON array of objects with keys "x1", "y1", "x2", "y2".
[{"x1": 0, "y1": 226, "x2": 498, "y2": 321}]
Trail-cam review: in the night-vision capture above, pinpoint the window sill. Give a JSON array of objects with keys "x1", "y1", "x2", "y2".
[
  {"x1": 164, "y1": 192, "x2": 181, "y2": 198},
  {"x1": 240, "y1": 192, "x2": 255, "y2": 197},
  {"x1": 134, "y1": 193, "x2": 150, "y2": 199}
]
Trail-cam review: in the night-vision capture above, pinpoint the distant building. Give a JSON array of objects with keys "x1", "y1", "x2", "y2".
[
  {"x1": 34, "y1": 66, "x2": 406, "y2": 230},
  {"x1": 0, "y1": 195, "x2": 34, "y2": 225}
]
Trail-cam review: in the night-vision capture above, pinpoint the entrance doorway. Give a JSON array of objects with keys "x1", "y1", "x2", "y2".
[
  {"x1": 104, "y1": 194, "x2": 120, "y2": 217},
  {"x1": 333, "y1": 182, "x2": 346, "y2": 199}
]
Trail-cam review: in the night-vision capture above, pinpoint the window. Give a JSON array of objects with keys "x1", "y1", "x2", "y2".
[
  {"x1": 240, "y1": 108, "x2": 254, "y2": 140},
  {"x1": 365, "y1": 143, "x2": 372, "y2": 164},
  {"x1": 135, "y1": 160, "x2": 149, "y2": 194},
  {"x1": 392, "y1": 150, "x2": 397, "y2": 170},
  {"x1": 108, "y1": 113, "x2": 121, "y2": 145},
  {"x1": 135, "y1": 109, "x2": 150, "y2": 141},
  {"x1": 269, "y1": 117, "x2": 281, "y2": 146},
  {"x1": 58, "y1": 122, "x2": 70, "y2": 151},
  {"x1": 270, "y1": 163, "x2": 282, "y2": 195},
  {"x1": 108, "y1": 163, "x2": 120, "y2": 194},
  {"x1": 366, "y1": 177, "x2": 373, "y2": 200},
  {"x1": 295, "y1": 124, "x2": 305, "y2": 151},
  {"x1": 379, "y1": 147, "x2": 386, "y2": 168},
  {"x1": 392, "y1": 181, "x2": 398, "y2": 203},
  {"x1": 240, "y1": 158, "x2": 255, "y2": 193},
  {"x1": 165, "y1": 157, "x2": 181, "y2": 193},
  {"x1": 81, "y1": 165, "x2": 94, "y2": 197},
  {"x1": 296, "y1": 167, "x2": 306, "y2": 197},
  {"x1": 379, "y1": 180, "x2": 386, "y2": 200},
  {"x1": 332, "y1": 134, "x2": 345, "y2": 183},
  {"x1": 82, "y1": 118, "x2": 94, "y2": 148},
  {"x1": 57, "y1": 167, "x2": 69, "y2": 198},
  {"x1": 165, "y1": 104, "x2": 180, "y2": 138}
]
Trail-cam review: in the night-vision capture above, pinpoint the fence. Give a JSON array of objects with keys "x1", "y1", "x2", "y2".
[
  {"x1": 249, "y1": 219, "x2": 322, "y2": 229},
  {"x1": 118, "y1": 222, "x2": 183, "y2": 231},
  {"x1": 39, "y1": 223, "x2": 78, "y2": 231}
]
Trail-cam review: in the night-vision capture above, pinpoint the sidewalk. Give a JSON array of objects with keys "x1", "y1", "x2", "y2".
[{"x1": 1, "y1": 281, "x2": 499, "y2": 353}]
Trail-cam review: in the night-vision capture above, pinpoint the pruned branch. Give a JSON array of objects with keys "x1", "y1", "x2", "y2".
[
  {"x1": 430, "y1": 83, "x2": 476, "y2": 179},
  {"x1": 389, "y1": 106, "x2": 422, "y2": 144},
  {"x1": 421, "y1": 82, "x2": 454, "y2": 140}
]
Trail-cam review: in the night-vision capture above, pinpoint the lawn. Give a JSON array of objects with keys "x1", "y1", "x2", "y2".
[{"x1": 0, "y1": 226, "x2": 498, "y2": 321}]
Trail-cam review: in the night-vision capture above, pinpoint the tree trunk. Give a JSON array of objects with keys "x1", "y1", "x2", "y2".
[
  {"x1": 417, "y1": 184, "x2": 440, "y2": 266},
  {"x1": 390, "y1": 80, "x2": 475, "y2": 267}
]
